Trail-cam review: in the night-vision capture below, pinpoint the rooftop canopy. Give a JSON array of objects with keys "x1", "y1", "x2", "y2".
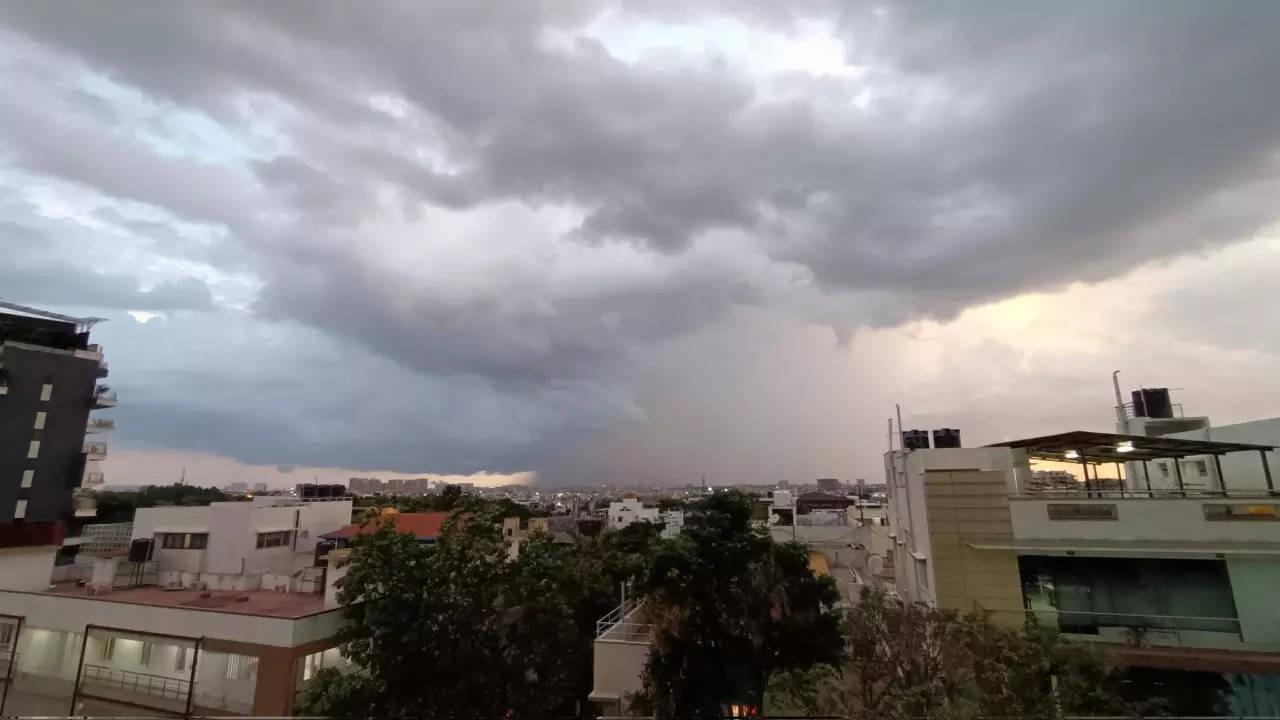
[{"x1": 987, "y1": 430, "x2": 1276, "y2": 463}]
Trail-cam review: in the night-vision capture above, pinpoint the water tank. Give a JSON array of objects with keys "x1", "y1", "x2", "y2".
[
  {"x1": 932, "y1": 428, "x2": 962, "y2": 448},
  {"x1": 314, "y1": 541, "x2": 335, "y2": 566},
  {"x1": 901, "y1": 429, "x2": 930, "y2": 450},
  {"x1": 316, "y1": 484, "x2": 333, "y2": 498},
  {"x1": 128, "y1": 538, "x2": 153, "y2": 563},
  {"x1": 328, "y1": 484, "x2": 348, "y2": 498},
  {"x1": 296, "y1": 483, "x2": 317, "y2": 499},
  {"x1": 1131, "y1": 388, "x2": 1173, "y2": 419}
]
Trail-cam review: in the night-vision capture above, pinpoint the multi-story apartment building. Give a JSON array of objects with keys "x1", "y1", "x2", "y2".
[
  {"x1": 606, "y1": 497, "x2": 684, "y2": 537},
  {"x1": 0, "y1": 496, "x2": 353, "y2": 717},
  {"x1": 0, "y1": 303, "x2": 111, "y2": 577},
  {"x1": 884, "y1": 426, "x2": 1280, "y2": 709}
]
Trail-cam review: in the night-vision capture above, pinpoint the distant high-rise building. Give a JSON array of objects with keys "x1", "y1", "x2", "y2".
[
  {"x1": 225, "y1": 482, "x2": 249, "y2": 493},
  {"x1": 253, "y1": 482, "x2": 268, "y2": 493},
  {"x1": 0, "y1": 302, "x2": 111, "y2": 552}
]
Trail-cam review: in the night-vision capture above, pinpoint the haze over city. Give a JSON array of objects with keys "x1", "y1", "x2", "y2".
[{"x1": 3, "y1": 2, "x2": 1279, "y2": 487}]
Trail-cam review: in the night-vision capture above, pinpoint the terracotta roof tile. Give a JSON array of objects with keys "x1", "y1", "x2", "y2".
[{"x1": 322, "y1": 512, "x2": 453, "y2": 541}]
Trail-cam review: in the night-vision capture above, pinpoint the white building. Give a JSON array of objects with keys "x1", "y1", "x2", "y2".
[
  {"x1": 606, "y1": 497, "x2": 684, "y2": 538},
  {"x1": 884, "y1": 427, "x2": 1280, "y2": 710},
  {"x1": 0, "y1": 496, "x2": 353, "y2": 717}
]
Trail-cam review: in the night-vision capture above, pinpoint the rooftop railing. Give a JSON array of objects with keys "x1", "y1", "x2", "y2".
[
  {"x1": 1013, "y1": 488, "x2": 1278, "y2": 500},
  {"x1": 81, "y1": 663, "x2": 190, "y2": 702}
]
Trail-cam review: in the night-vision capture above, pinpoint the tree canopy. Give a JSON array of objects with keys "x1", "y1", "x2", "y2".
[{"x1": 92, "y1": 483, "x2": 236, "y2": 523}]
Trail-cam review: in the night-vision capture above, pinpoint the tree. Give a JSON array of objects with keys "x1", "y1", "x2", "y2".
[
  {"x1": 298, "y1": 510, "x2": 664, "y2": 719},
  {"x1": 640, "y1": 491, "x2": 842, "y2": 719},
  {"x1": 765, "y1": 588, "x2": 1127, "y2": 720},
  {"x1": 93, "y1": 484, "x2": 234, "y2": 523}
]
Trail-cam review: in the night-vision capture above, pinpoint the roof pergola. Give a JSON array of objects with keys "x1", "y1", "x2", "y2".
[
  {"x1": 987, "y1": 430, "x2": 1276, "y2": 462},
  {"x1": 988, "y1": 430, "x2": 1276, "y2": 494}
]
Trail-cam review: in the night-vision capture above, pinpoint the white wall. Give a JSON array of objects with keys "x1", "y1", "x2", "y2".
[
  {"x1": 132, "y1": 506, "x2": 210, "y2": 540},
  {"x1": 0, "y1": 590, "x2": 340, "y2": 648},
  {"x1": 1170, "y1": 417, "x2": 1280, "y2": 493},
  {"x1": 1010, "y1": 497, "x2": 1280, "y2": 545},
  {"x1": 0, "y1": 546, "x2": 58, "y2": 591}
]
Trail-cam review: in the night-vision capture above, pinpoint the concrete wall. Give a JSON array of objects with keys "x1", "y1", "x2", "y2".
[
  {"x1": 591, "y1": 640, "x2": 649, "y2": 707},
  {"x1": 0, "y1": 546, "x2": 57, "y2": 590},
  {"x1": 1167, "y1": 417, "x2": 1280, "y2": 493},
  {"x1": 1010, "y1": 497, "x2": 1280, "y2": 544},
  {"x1": 1226, "y1": 558, "x2": 1280, "y2": 648},
  {"x1": 0, "y1": 590, "x2": 341, "y2": 648},
  {"x1": 923, "y1": 470, "x2": 1023, "y2": 625}
]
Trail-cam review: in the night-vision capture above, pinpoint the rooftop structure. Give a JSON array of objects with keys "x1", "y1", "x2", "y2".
[
  {"x1": 885, "y1": 418, "x2": 1280, "y2": 709},
  {"x1": 0, "y1": 497, "x2": 353, "y2": 717}
]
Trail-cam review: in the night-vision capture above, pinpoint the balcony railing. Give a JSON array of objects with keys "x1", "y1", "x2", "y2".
[
  {"x1": 81, "y1": 663, "x2": 190, "y2": 702},
  {"x1": 1021, "y1": 608, "x2": 1243, "y2": 649},
  {"x1": 1014, "y1": 488, "x2": 1278, "y2": 500},
  {"x1": 73, "y1": 493, "x2": 98, "y2": 516},
  {"x1": 83, "y1": 471, "x2": 106, "y2": 485},
  {"x1": 87, "y1": 418, "x2": 116, "y2": 433},
  {"x1": 596, "y1": 599, "x2": 655, "y2": 642},
  {"x1": 83, "y1": 441, "x2": 108, "y2": 458},
  {"x1": 1116, "y1": 401, "x2": 1184, "y2": 422},
  {"x1": 92, "y1": 386, "x2": 117, "y2": 408}
]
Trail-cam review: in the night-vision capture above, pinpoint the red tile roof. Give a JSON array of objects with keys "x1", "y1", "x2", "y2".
[{"x1": 322, "y1": 512, "x2": 453, "y2": 541}]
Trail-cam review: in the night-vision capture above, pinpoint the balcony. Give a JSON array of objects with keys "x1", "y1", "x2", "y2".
[
  {"x1": 73, "y1": 491, "x2": 98, "y2": 517},
  {"x1": 87, "y1": 418, "x2": 116, "y2": 433},
  {"x1": 83, "y1": 441, "x2": 108, "y2": 461},
  {"x1": 91, "y1": 385, "x2": 117, "y2": 408},
  {"x1": 83, "y1": 471, "x2": 105, "y2": 486},
  {"x1": 80, "y1": 664, "x2": 189, "y2": 714}
]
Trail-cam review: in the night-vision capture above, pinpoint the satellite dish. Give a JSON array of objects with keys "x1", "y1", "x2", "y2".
[{"x1": 866, "y1": 554, "x2": 885, "y2": 576}]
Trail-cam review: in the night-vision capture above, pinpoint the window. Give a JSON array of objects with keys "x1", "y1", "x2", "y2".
[
  {"x1": 39, "y1": 383, "x2": 52, "y2": 401},
  {"x1": 1195, "y1": 460, "x2": 1208, "y2": 477},
  {"x1": 1047, "y1": 504, "x2": 1118, "y2": 521},
  {"x1": 160, "y1": 532, "x2": 209, "y2": 550},
  {"x1": 914, "y1": 557, "x2": 929, "y2": 590},
  {"x1": 1159, "y1": 462, "x2": 1169, "y2": 478},
  {"x1": 0, "y1": 622, "x2": 14, "y2": 648},
  {"x1": 21, "y1": 470, "x2": 33, "y2": 488},
  {"x1": 26, "y1": 440, "x2": 40, "y2": 459},
  {"x1": 256, "y1": 530, "x2": 293, "y2": 549},
  {"x1": 14, "y1": 500, "x2": 26, "y2": 520},
  {"x1": 98, "y1": 637, "x2": 115, "y2": 661},
  {"x1": 140, "y1": 642, "x2": 153, "y2": 667},
  {"x1": 1204, "y1": 504, "x2": 1279, "y2": 521},
  {"x1": 33, "y1": 411, "x2": 46, "y2": 430},
  {"x1": 175, "y1": 646, "x2": 188, "y2": 672}
]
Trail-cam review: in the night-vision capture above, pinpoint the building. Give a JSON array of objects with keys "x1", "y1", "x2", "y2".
[
  {"x1": 224, "y1": 482, "x2": 249, "y2": 493},
  {"x1": 0, "y1": 496, "x2": 353, "y2": 716},
  {"x1": 885, "y1": 427, "x2": 1280, "y2": 708},
  {"x1": 795, "y1": 491, "x2": 856, "y2": 514},
  {"x1": 321, "y1": 511, "x2": 452, "y2": 546},
  {"x1": 0, "y1": 303, "x2": 111, "y2": 571},
  {"x1": 605, "y1": 497, "x2": 683, "y2": 538},
  {"x1": 346, "y1": 477, "x2": 432, "y2": 495},
  {"x1": 253, "y1": 483, "x2": 268, "y2": 494}
]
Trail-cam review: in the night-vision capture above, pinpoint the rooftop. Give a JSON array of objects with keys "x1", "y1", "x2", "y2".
[
  {"x1": 44, "y1": 583, "x2": 329, "y2": 619},
  {"x1": 987, "y1": 430, "x2": 1276, "y2": 462},
  {"x1": 322, "y1": 511, "x2": 453, "y2": 541}
]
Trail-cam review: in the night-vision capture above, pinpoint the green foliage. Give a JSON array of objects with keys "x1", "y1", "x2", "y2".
[
  {"x1": 766, "y1": 588, "x2": 1127, "y2": 720},
  {"x1": 352, "y1": 490, "x2": 536, "y2": 519},
  {"x1": 92, "y1": 483, "x2": 235, "y2": 523},
  {"x1": 640, "y1": 490, "x2": 843, "y2": 719},
  {"x1": 298, "y1": 510, "x2": 662, "y2": 719}
]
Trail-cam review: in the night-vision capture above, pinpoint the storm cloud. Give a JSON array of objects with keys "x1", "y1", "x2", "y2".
[{"x1": 2, "y1": 1, "x2": 1279, "y2": 482}]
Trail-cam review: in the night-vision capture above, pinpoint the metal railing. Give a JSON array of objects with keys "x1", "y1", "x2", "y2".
[
  {"x1": 596, "y1": 598, "x2": 641, "y2": 638},
  {"x1": 87, "y1": 418, "x2": 116, "y2": 432},
  {"x1": 596, "y1": 598, "x2": 655, "y2": 642},
  {"x1": 1012, "y1": 609, "x2": 1243, "y2": 648},
  {"x1": 83, "y1": 441, "x2": 108, "y2": 455},
  {"x1": 1116, "y1": 401, "x2": 1184, "y2": 422},
  {"x1": 1013, "y1": 488, "x2": 1278, "y2": 500},
  {"x1": 81, "y1": 663, "x2": 190, "y2": 702}
]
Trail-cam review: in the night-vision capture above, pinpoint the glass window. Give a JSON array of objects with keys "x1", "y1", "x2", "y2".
[
  {"x1": 1204, "y1": 504, "x2": 1279, "y2": 521},
  {"x1": 161, "y1": 532, "x2": 209, "y2": 549},
  {"x1": 0, "y1": 622, "x2": 15, "y2": 648},
  {"x1": 1159, "y1": 462, "x2": 1169, "y2": 477},
  {"x1": 26, "y1": 440, "x2": 40, "y2": 459},
  {"x1": 256, "y1": 530, "x2": 294, "y2": 549},
  {"x1": 1195, "y1": 460, "x2": 1208, "y2": 477},
  {"x1": 21, "y1": 470, "x2": 33, "y2": 488},
  {"x1": 140, "y1": 642, "x2": 153, "y2": 667},
  {"x1": 33, "y1": 411, "x2": 46, "y2": 430},
  {"x1": 14, "y1": 500, "x2": 26, "y2": 519},
  {"x1": 39, "y1": 383, "x2": 52, "y2": 401},
  {"x1": 98, "y1": 637, "x2": 115, "y2": 661},
  {"x1": 175, "y1": 646, "x2": 188, "y2": 671}
]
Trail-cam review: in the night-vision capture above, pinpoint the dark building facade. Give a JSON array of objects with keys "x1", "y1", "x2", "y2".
[{"x1": 0, "y1": 305, "x2": 110, "y2": 547}]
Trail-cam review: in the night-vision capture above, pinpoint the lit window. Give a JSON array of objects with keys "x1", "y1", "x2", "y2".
[
  {"x1": 175, "y1": 646, "x2": 188, "y2": 671},
  {"x1": 98, "y1": 637, "x2": 115, "y2": 661},
  {"x1": 0, "y1": 622, "x2": 15, "y2": 648},
  {"x1": 33, "y1": 411, "x2": 46, "y2": 430},
  {"x1": 39, "y1": 383, "x2": 52, "y2": 402},
  {"x1": 140, "y1": 642, "x2": 154, "y2": 667},
  {"x1": 21, "y1": 470, "x2": 34, "y2": 488},
  {"x1": 13, "y1": 500, "x2": 27, "y2": 519},
  {"x1": 26, "y1": 440, "x2": 40, "y2": 459}
]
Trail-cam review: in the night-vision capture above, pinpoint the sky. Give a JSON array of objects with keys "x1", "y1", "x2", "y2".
[{"x1": 2, "y1": 1, "x2": 1279, "y2": 489}]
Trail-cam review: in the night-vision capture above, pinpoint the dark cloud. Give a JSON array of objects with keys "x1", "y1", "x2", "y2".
[{"x1": 2, "y1": 1, "x2": 1279, "y2": 480}]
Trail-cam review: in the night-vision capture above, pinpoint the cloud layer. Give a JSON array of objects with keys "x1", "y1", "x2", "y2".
[{"x1": 2, "y1": 1, "x2": 1279, "y2": 483}]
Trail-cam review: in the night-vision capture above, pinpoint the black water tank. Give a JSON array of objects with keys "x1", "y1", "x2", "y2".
[
  {"x1": 1132, "y1": 388, "x2": 1173, "y2": 418},
  {"x1": 932, "y1": 428, "x2": 962, "y2": 448},
  {"x1": 129, "y1": 538, "x2": 153, "y2": 562},
  {"x1": 314, "y1": 541, "x2": 335, "y2": 566},
  {"x1": 297, "y1": 483, "x2": 317, "y2": 499},
  {"x1": 901, "y1": 429, "x2": 930, "y2": 450},
  {"x1": 329, "y1": 484, "x2": 347, "y2": 498}
]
